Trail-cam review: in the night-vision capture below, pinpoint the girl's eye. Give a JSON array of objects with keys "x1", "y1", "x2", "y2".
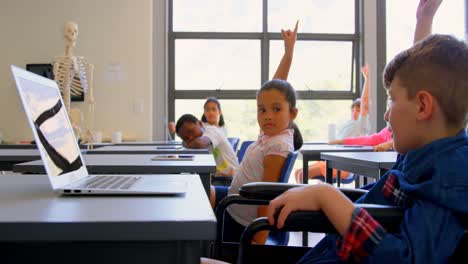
[
  {"x1": 273, "y1": 107, "x2": 281, "y2": 112},
  {"x1": 257, "y1": 108, "x2": 265, "y2": 113}
]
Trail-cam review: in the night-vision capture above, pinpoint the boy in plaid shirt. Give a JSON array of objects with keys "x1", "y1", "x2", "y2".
[{"x1": 268, "y1": 1, "x2": 468, "y2": 263}]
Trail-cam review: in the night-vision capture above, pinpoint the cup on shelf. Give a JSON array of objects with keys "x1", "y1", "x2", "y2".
[{"x1": 111, "y1": 131, "x2": 122, "y2": 144}]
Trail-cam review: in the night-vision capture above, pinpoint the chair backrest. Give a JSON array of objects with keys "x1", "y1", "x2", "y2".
[
  {"x1": 279, "y1": 151, "x2": 298, "y2": 183},
  {"x1": 237, "y1": 140, "x2": 254, "y2": 163},
  {"x1": 227, "y1": 137, "x2": 240, "y2": 152},
  {"x1": 266, "y1": 151, "x2": 298, "y2": 246}
]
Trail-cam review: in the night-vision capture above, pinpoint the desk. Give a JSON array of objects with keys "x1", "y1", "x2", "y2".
[
  {"x1": 86, "y1": 145, "x2": 209, "y2": 155},
  {"x1": 0, "y1": 174, "x2": 216, "y2": 264},
  {"x1": 321, "y1": 151, "x2": 398, "y2": 186},
  {"x1": 303, "y1": 140, "x2": 328, "y2": 145},
  {"x1": 13, "y1": 154, "x2": 216, "y2": 196},
  {"x1": 0, "y1": 149, "x2": 83, "y2": 171},
  {"x1": 0, "y1": 149, "x2": 41, "y2": 170},
  {"x1": 300, "y1": 145, "x2": 373, "y2": 184},
  {"x1": 0, "y1": 143, "x2": 110, "y2": 150}
]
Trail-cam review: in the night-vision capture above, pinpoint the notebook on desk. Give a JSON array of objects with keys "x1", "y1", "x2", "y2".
[{"x1": 10, "y1": 65, "x2": 187, "y2": 195}]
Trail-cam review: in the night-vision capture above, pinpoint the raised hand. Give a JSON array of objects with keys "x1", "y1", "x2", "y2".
[
  {"x1": 281, "y1": 20, "x2": 299, "y2": 55},
  {"x1": 360, "y1": 64, "x2": 370, "y2": 79},
  {"x1": 416, "y1": 0, "x2": 443, "y2": 21},
  {"x1": 168, "y1": 121, "x2": 176, "y2": 134}
]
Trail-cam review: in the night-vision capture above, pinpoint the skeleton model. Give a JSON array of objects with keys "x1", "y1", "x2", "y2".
[{"x1": 53, "y1": 21, "x2": 95, "y2": 142}]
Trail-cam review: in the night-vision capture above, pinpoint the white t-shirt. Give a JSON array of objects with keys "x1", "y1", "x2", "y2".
[
  {"x1": 227, "y1": 129, "x2": 294, "y2": 226},
  {"x1": 203, "y1": 123, "x2": 228, "y2": 137},
  {"x1": 203, "y1": 127, "x2": 238, "y2": 175},
  {"x1": 336, "y1": 114, "x2": 371, "y2": 139}
]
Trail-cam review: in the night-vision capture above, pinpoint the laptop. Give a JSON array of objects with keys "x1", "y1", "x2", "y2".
[{"x1": 11, "y1": 65, "x2": 187, "y2": 195}]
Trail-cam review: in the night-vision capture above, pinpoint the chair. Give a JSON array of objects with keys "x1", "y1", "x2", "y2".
[
  {"x1": 212, "y1": 152, "x2": 298, "y2": 262},
  {"x1": 237, "y1": 141, "x2": 254, "y2": 163},
  {"x1": 236, "y1": 182, "x2": 468, "y2": 264},
  {"x1": 227, "y1": 137, "x2": 240, "y2": 152}
]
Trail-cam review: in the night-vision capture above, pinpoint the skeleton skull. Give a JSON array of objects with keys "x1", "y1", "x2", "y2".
[{"x1": 64, "y1": 21, "x2": 78, "y2": 46}]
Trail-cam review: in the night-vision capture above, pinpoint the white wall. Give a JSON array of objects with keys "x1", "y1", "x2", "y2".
[
  {"x1": 0, "y1": 0, "x2": 153, "y2": 143},
  {"x1": 153, "y1": 0, "x2": 167, "y2": 141}
]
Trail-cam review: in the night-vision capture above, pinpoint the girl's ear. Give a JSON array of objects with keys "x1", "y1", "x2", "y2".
[{"x1": 290, "y1": 107, "x2": 298, "y2": 121}]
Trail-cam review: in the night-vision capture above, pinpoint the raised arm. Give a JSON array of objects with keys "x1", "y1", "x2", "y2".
[
  {"x1": 272, "y1": 20, "x2": 299, "y2": 80},
  {"x1": 359, "y1": 64, "x2": 370, "y2": 117},
  {"x1": 414, "y1": 0, "x2": 443, "y2": 44}
]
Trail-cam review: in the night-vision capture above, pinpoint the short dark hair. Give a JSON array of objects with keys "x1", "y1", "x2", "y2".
[
  {"x1": 201, "y1": 97, "x2": 225, "y2": 127},
  {"x1": 351, "y1": 98, "x2": 361, "y2": 109},
  {"x1": 384, "y1": 34, "x2": 468, "y2": 127},
  {"x1": 258, "y1": 79, "x2": 297, "y2": 111},
  {"x1": 175, "y1": 114, "x2": 199, "y2": 134}
]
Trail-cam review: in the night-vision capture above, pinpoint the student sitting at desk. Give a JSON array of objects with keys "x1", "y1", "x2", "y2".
[
  {"x1": 295, "y1": 127, "x2": 393, "y2": 183},
  {"x1": 201, "y1": 97, "x2": 228, "y2": 137},
  {"x1": 209, "y1": 21, "x2": 302, "y2": 245},
  {"x1": 176, "y1": 114, "x2": 239, "y2": 177},
  {"x1": 294, "y1": 63, "x2": 374, "y2": 183},
  {"x1": 336, "y1": 64, "x2": 372, "y2": 139}
]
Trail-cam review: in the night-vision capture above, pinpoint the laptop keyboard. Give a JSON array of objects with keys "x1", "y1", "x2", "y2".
[{"x1": 77, "y1": 176, "x2": 142, "y2": 190}]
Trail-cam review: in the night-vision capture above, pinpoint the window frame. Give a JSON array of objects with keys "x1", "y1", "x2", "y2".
[{"x1": 168, "y1": 0, "x2": 364, "y2": 125}]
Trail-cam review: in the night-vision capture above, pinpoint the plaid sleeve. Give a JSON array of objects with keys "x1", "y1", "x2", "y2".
[
  {"x1": 382, "y1": 170, "x2": 409, "y2": 207},
  {"x1": 337, "y1": 207, "x2": 386, "y2": 262}
]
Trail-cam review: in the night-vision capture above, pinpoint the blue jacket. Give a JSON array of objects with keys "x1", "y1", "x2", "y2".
[
  {"x1": 359, "y1": 130, "x2": 468, "y2": 263},
  {"x1": 298, "y1": 130, "x2": 468, "y2": 264}
]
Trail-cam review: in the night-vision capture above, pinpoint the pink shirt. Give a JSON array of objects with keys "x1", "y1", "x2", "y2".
[
  {"x1": 227, "y1": 129, "x2": 294, "y2": 226},
  {"x1": 344, "y1": 127, "x2": 392, "y2": 146}
]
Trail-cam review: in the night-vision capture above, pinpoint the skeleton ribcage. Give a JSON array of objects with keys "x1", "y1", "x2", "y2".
[{"x1": 54, "y1": 56, "x2": 89, "y2": 97}]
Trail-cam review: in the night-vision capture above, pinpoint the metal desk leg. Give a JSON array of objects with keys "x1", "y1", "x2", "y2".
[
  {"x1": 325, "y1": 161, "x2": 333, "y2": 184},
  {"x1": 302, "y1": 158, "x2": 309, "y2": 246},
  {"x1": 336, "y1": 170, "x2": 341, "y2": 187},
  {"x1": 302, "y1": 158, "x2": 308, "y2": 184}
]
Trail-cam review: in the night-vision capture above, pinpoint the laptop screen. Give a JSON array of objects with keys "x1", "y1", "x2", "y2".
[{"x1": 12, "y1": 65, "x2": 88, "y2": 188}]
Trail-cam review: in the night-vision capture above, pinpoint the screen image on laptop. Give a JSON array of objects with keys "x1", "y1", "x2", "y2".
[{"x1": 14, "y1": 68, "x2": 88, "y2": 184}]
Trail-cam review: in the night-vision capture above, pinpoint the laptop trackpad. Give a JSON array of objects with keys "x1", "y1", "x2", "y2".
[{"x1": 133, "y1": 178, "x2": 188, "y2": 194}]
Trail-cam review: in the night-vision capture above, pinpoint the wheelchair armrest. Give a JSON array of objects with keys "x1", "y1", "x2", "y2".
[
  {"x1": 280, "y1": 204, "x2": 404, "y2": 233},
  {"x1": 239, "y1": 182, "x2": 368, "y2": 202},
  {"x1": 239, "y1": 204, "x2": 404, "y2": 263},
  {"x1": 239, "y1": 182, "x2": 305, "y2": 200}
]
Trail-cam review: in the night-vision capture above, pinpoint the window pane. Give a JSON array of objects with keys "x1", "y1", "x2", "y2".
[
  {"x1": 175, "y1": 40, "x2": 261, "y2": 90},
  {"x1": 387, "y1": 0, "x2": 465, "y2": 62},
  {"x1": 270, "y1": 40, "x2": 353, "y2": 91},
  {"x1": 268, "y1": 0, "x2": 355, "y2": 33},
  {"x1": 296, "y1": 100, "x2": 353, "y2": 141},
  {"x1": 173, "y1": 0, "x2": 262, "y2": 32},
  {"x1": 175, "y1": 99, "x2": 258, "y2": 142},
  {"x1": 175, "y1": 99, "x2": 352, "y2": 142}
]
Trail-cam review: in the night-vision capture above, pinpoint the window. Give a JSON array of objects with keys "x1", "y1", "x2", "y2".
[
  {"x1": 169, "y1": 0, "x2": 362, "y2": 142},
  {"x1": 386, "y1": 0, "x2": 465, "y2": 62}
]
